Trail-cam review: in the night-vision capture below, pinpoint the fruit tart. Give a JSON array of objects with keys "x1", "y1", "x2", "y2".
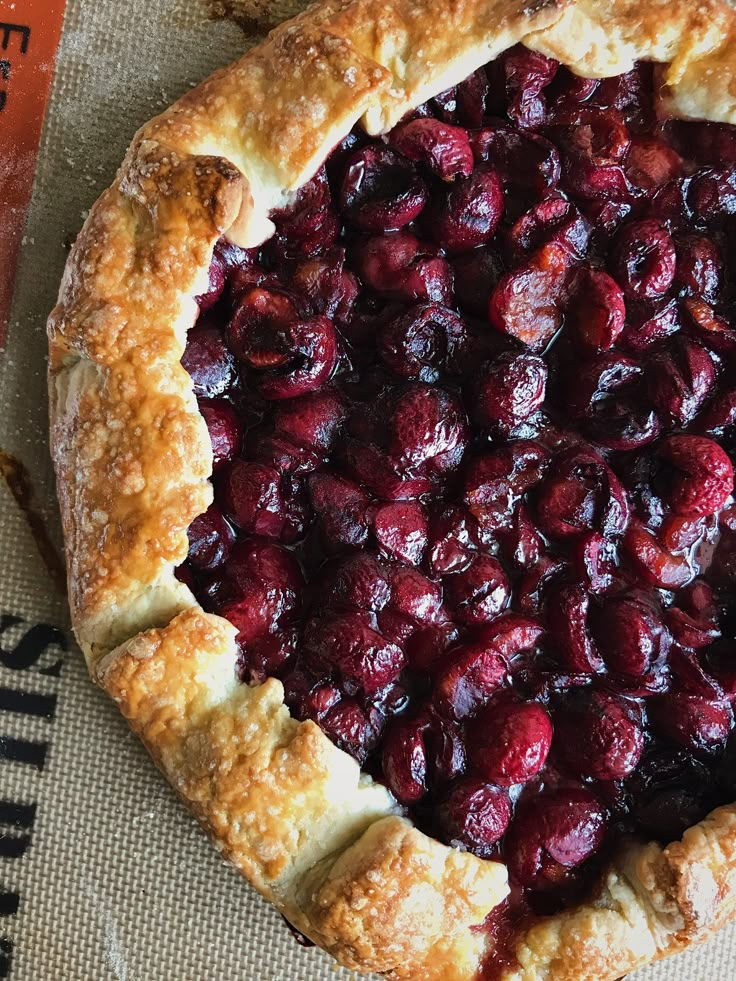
[{"x1": 47, "y1": 0, "x2": 736, "y2": 977}]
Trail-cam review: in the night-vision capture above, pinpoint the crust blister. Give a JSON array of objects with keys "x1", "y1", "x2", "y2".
[{"x1": 47, "y1": 0, "x2": 736, "y2": 977}]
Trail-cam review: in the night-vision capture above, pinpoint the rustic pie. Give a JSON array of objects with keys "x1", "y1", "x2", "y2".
[{"x1": 48, "y1": 1, "x2": 736, "y2": 977}]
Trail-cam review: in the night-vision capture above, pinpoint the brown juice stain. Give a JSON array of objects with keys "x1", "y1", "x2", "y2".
[
  {"x1": 203, "y1": 0, "x2": 312, "y2": 34},
  {"x1": 0, "y1": 450, "x2": 67, "y2": 596}
]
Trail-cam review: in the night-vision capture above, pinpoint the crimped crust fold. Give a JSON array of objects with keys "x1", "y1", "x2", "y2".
[
  {"x1": 47, "y1": 0, "x2": 736, "y2": 978},
  {"x1": 99, "y1": 608, "x2": 508, "y2": 980},
  {"x1": 508, "y1": 810, "x2": 736, "y2": 980},
  {"x1": 47, "y1": 149, "x2": 243, "y2": 657}
]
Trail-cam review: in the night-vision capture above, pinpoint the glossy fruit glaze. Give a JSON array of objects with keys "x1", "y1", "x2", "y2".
[{"x1": 177, "y1": 46, "x2": 736, "y2": 917}]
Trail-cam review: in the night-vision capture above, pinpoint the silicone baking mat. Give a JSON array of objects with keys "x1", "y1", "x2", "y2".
[{"x1": 1, "y1": 0, "x2": 735, "y2": 977}]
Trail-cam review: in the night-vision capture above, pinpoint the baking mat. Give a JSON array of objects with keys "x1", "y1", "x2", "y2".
[{"x1": 1, "y1": 0, "x2": 735, "y2": 977}]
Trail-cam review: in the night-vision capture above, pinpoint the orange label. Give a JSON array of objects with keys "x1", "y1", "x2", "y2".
[{"x1": 0, "y1": 0, "x2": 67, "y2": 342}]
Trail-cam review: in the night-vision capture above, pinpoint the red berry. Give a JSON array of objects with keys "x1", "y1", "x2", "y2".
[
  {"x1": 556, "y1": 693, "x2": 643, "y2": 780},
  {"x1": 438, "y1": 780, "x2": 511, "y2": 857},
  {"x1": 506, "y1": 789, "x2": 606, "y2": 888},
  {"x1": 489, "y1": 243, "x2": 568, "y2": 350},
  {"x1": 468, "y1": 701, "x2": 552, "y2": 785}
]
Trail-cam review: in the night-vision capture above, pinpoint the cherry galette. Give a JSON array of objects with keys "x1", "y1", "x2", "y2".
[
  {"x1": 179, "y1": 46, "x2": 736, "y2": 926},
  {"x1": 49, "y1": 1, "x2": 736, "y2": 978}
]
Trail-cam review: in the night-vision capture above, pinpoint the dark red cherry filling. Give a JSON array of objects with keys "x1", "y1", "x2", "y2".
[{"x1": 178, "y1": 48, "x2": 736, "y2": 937}]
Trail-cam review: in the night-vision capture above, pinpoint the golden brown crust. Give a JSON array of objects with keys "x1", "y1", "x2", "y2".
[
  {"x1": 47, "y1": 0, "x2": 736, "y2": 978},
  {"x1": 294, "y1": 0, "x2": 565, "y2": 133},
  {"x1": 99, "y1": 608, "x2": 507, "y2": 979},
  {"x1": 47, "y1": 151, "x2": 242, "y2": 656},
  {"x1": 523, "y1": 0, "x2": 736, "y2": 124},
  {"x1": 141, "y1": 23, "x2": 393, "y2": 245},
  {"x1": 524, "y1": 0, "x2": 735, "y2": 83},
  {"x1": 504, "y1": 809, "x2": 736, "y2": 980}
]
